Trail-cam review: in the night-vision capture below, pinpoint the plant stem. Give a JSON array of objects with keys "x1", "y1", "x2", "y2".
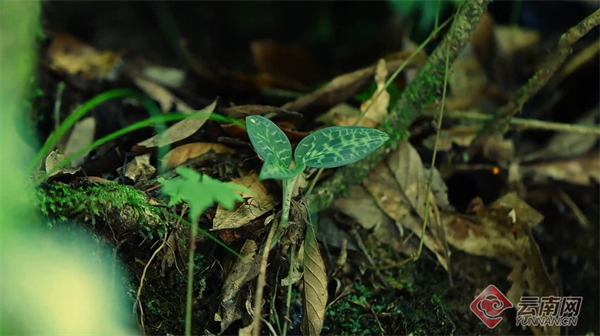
[
  {"x1": 279, "y1": 176, "x2": 298, "y2": 229},
  {"x1": 185, "y1": 218, "x2": 199, "y2": 336}
]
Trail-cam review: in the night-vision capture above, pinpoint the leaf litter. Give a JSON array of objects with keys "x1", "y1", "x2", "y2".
[{"x1": 34, "y1": 7, "x2": 600, "y2": 336}]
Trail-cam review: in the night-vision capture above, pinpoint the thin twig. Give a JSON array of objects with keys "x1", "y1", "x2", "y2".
[
  {"x1": 414, "y1": 2, "x2": 455, "y2": 287},
  {"x1": 252, "y1": 217, "x2": 279, "y2": 336},
  {"x1": 421, "y1": 110, "x2": 600, "y2": 135}
]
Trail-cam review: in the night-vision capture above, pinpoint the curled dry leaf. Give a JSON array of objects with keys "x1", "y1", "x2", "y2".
[
  {"x1": 133, "y1": 76, "x2": 193, "y2": 113},
  {"x1": 44, "y1": 150, "x2": 81, "y2": 180},
  {"x1": 220, "y1": 240, "x2": 260, "y2": 332},
  {"x1": 422, "y1": 126, "x2": 479, "y2": 152},
  {"x1": 62, "y1": 116, "x2": 96, "y2": 168},
  {"x1": 223, "y1": 105, "x2": 299, "y2": 118},
  {"x1": 363, "y1": 161, "x2": 449, "y2": 270},
  {"x1": 385, "y1": 141, "x2": 450, "y2": 266},
  {"x1": 46, "y1": 33, "x2": 122, "y2": 80},
  {"x1": 443, "y1": 193, "x2": 557, "y2": 335},
  {"x1": 359, "y1": 58, "x2": 390, "y2": 126},
  {"x1": 333, "y1": 185, "x2": 402, "y2": 251},
  {"x1": 283, "y1": 52, "x2": 426, "y2": 113},
  {"x1": 524, "y1": 107, "x2": 599, "y2": 161},
  {"x1": 301, "y1": 223, "x2": 328, "y2": 336},
  {"x1": 160, "y1": 142, "x2": 235, "y2": 171},
  {"x1": 212, "y1": 173, "x2": 278, "y2": 231},
  {"x1": 276, "y1": 121, "x2": 310, "y2": 142},
  {"x1": 442, "y1": 197, "x2": 521, "y2": 262},
  {"x1": 520, "y1": 151, "x2": 600, "y2": 186},
  {"x1": 121, "y1": 153, "x2": 155, "y2": 182},
  {"x1": 133, "y1": 100, "x2": 217, "y2": 151}
]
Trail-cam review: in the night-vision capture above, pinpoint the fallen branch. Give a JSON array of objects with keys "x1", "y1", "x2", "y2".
[{"x1": 310, "y1": 0, "x2": 491, "y2": 211}]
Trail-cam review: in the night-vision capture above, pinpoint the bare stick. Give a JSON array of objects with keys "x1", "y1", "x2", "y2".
[{"x1": 421, "y1": 110, "x2": 600, "y2": 135}]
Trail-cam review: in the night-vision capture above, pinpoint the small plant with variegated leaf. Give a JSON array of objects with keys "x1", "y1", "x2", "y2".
[{"x1": 245, "y1": 115, "x2": 389, "y2": 229}]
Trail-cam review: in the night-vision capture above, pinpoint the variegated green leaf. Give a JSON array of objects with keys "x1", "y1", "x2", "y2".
[
  {"x1": 294, "y1": 126, "x2": 389, "y2": 168},
  {"x1": 246, "y1": 115, "x2": 292, "y2": 167},
  {"x1": 259, "y1": 156, "x2": 305, "y2": 181}
]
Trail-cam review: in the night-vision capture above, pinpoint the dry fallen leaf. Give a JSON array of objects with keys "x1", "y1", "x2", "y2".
[
  {"x1": 520, "y1": 151, "x2": 600, "y2": 186},
  {"x1": 302, "y1": 223, "x2": 328, "y2": 336},
  {"x1": 386, "y1": 141, "x2": 449, "y2": 265},
  {"x1": 363, "y1": 161, "x2": 449, "y2": 270},
  {"x1": 134, "y1": 100, "x2": 216, "y2": 151},
  {"x1": 220, "y1": 240, "x2": 260, "y2": 333},
  {"x1": 334, "y1": 185, "x2": 402, "y2": 251},
  {"x1": 283, "y1": 52, "x2": 426, "y2": 113},
  {"x1": 46, "y1": 33, "x2": 122, "y2": 80},
  {"x1": 524, "y1": 106, "x2": 599, "y2": 161},
  {"x1": 223, "y1": 105, "x2": 298, "y2": 118},
  {"x1": 212, "y1": 173, "x2": 278, "y2": 231},
  {"x1": 62, "y1": 116, "x2": 96, "y2": 167},
  {"x1": 422, "y1": 126, "x2": 479, "y2": 151},
  {"x1": 133, "y1": 76, "x2": 193, "y2": 113},
  {"x1": 359, "y1": 58, "x2": 390, "y2": 125},
  {"x1": 121, "y1": 153, "x2": 155, "y2": 182},
  {"x1": 160, "y1": 142, "x2": 235, "y2": 171},
  {"x1": 44, "y1": 150, "x2": 81, "y2": 180}
]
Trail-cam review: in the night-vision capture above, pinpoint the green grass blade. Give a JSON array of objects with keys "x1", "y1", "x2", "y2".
[
  {"x1": 28, "y1": 88, "x2": 165, "y2": 174},
  {"x1": 294, "y1": 126, "x2": 389, "y2": 168},
  {"x1": 35, "y1": 112, "x2": 242, "y2": 186}
]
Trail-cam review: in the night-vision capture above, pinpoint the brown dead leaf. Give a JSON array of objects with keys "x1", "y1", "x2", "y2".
[
  {"x1": 276, "y1": 121, "x2": 310, "y2": 142},
  {"x1": 520, "y1": 151, "x2": 600, "y2": 186},
  {"x1": 359, "y1": 59, "x2": 389, "y2": 125},
  {"x1": 44, "y1": 150, "x2": 81, "y2": 180},
  {"x1": 302, "y1": 223, "x2": 328, "y2": 336},
  {"x1": 445, "y1": 44, "x2": 489, "y2": 111},
  {"x1": 422, "y1": 126, "x2": 479, "y2": 151},
  {"x1": 333, "y1": 114, "x2": 379, "y2": 128},
  {"x1": 505, "y1": 198, "x2": 559, "y2": 336},
  {"x1": 482, "y1": 134, "x2": 514, "y2": 167},
  {"x1": 423, "y1": 167, "x2": 451, "y2": 209},
  {"x1": 334, "y1": 185, "x2": 401, "y2": 250},
  {"x1": 133, "y1": 76, "x2": 193, "y2": 113},
  {"x1": 212, "y1": 173, "x2": 278, "y2": 231},
  {"x1": 443, "y1": 193, "x2": 544, "y2": 263},
  {"x1": 46, "y1": 33, "x2": 122, "y2": 80},
  {"x1": 524, "y1": 107, "x2": 599, "y2": 161},
  {"x1": 283, "y1": 52, "x2": 426, "y2": 113},
  {"x1": 363, "y1": 162, "x2": 450, "y2": 270},
  {"x1": 121, "y1": 153, "x2": 155, "y2": 182},
  {"x1": 62, "y1": 116, "x2": 96, "y2": 167},
  {"x1": 223, "y1": 105, "x2": 298, "y2": 118},
  {"x1": 221, "y1": 240, "x2": 260, "y2": 322},
  {"x1": 386, "y1": 141, "x2": 449, "y2": 263},
  {"x1": 160, "y1": 142, "x2": 235, "y2": 171},
  {"x1": 133, "y1": 100, "x2": 216, "y2": 151},
  {"x1": 142, "y1": 66, "x2": 186, "y2": 88}
]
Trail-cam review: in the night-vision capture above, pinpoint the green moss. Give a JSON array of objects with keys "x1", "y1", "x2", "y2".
[{"x1": 37, "y1": 181, "x2": 165, "y2": 239}]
